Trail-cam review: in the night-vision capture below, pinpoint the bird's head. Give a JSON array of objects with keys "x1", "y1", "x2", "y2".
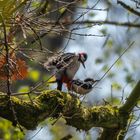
[{"x1": 78, "y1": 52, "x2": 87, "y2": 68}]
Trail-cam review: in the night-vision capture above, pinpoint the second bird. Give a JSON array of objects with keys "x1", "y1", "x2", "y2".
[{"x1": 67, "y1": 78, "x2": 99, "y2": 95}]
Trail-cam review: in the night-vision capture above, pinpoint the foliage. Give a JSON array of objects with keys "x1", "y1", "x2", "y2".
[{"x1": 0, "y1": 119, "x2": 24, "y2": 140}]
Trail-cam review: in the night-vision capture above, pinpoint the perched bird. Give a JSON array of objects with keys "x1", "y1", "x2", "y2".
[
  {"x1": 44, "y1": 52, "x2": 87, "y2": 90},
  {"x1": 67, "y1": 78, "x2": 99, "y2": 95}
]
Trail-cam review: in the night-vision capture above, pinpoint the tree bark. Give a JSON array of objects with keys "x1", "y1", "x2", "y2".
[
  {"x1": 0, "y1": 90, "x2": 119, "y2": 130},
  {"x1": 0, "y1": 80, "x2": 139, "y2": 140},
  {"x1": 98, "y1": 80, "x2": 140, "y2": 140}
]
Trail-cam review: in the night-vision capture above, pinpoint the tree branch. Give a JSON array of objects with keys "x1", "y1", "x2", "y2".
[
  {"x1": 117, "y1": 0, "x2": 140, "y2": 17},
  {"x1": 33, "y1": 20, "x2": 140, "y2": 28},
  {"x1": 119, "y1": 80, "x2": 140, "y2": 113},
  {"x1": 98, "y1": 80, "x2": 140, "y2": 140},
  {"x1": 0, "y1": 80, "x2": 139, "y2": 140},
  {"x1": 0, "y1": 90, "x2": 119, "y2": 130}
]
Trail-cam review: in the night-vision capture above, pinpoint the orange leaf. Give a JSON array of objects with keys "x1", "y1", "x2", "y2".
[{"x1": 0, "y1": 55, "x2": 28, "y2": 81}]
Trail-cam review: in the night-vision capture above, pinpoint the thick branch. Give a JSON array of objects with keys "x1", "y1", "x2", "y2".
[
  {"x1": 0, "y1": 90, "x2": 119, "y2": 130},
  {"x1": 0, "y1": 81, "x2": 139, "y2": 140},
  {"x1": 98, "y1": 81, "x2": 140, "y2": 140}
]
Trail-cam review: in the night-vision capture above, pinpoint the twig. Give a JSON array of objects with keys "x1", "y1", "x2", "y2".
[
  {"x1": 9, "y1": 0, "x2": 30, "y2": 15},
  {"x1": 0, "y1": 14, "x2": 11, "y2": 95},
  {"x1": 28, "y1": 127, "x2": 43, "y2": 140},
  {"x1": 94, "y1": 41, "x2": 135, "y2": 86},
  {"x1": 23, "y1": 19, "x2": 43, "y2": 50},
  {"x1": 62, "y1": 20, "x2": 140, "y2": 28},
  {"x1": 106, "y1": 42, "x2": 133, "y2": 79},
  {"x1": 117, "y1": 0, "x2": 140, "y2": 17},
  {"x1": 0, "y1": 14, "x2": 24, "y2": 132}
]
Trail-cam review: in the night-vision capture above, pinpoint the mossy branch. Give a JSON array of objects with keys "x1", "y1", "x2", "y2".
[
  {"x1": 98, "y1": 80, "x2": 140, "y2": 140},
  {"x1": 0, "y1": 81, "x2": 139, "y2": 140},
  {"x1": 119, "y1": 80, "x2": 140, "y2": 113},
  {"x1": 0, "y1": 90, "x2": 119, "y2": 130}
]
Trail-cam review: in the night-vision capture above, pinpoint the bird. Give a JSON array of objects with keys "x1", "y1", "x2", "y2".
[
  {"x1": 67, "y1": 78, "x2": 99, "y2": 95},
  {"x1": 44, "y1": 52, "x2": 88, "y2": 90}
]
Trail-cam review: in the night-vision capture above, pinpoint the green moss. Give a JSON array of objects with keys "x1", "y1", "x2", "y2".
[{"x1": 0, "y1": 90, "x2": 121, "y2": 131}]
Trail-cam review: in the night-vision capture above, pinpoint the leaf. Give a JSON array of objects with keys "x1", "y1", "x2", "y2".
[
  {"x1": 81, "y1": 0, "x2": 87, "y2": 7},
  {"x1": 95, "y1": 58, "x2": 103, "y2": 64},
  {"x1": 14, "y1": 58, "x2": 28, "y2": 80},
  {"x1": 88, "y1": 12, "x2": 96, "y2": 17},
  {"x1": 125, "y1": 75, "x2": 133, "y2": 83},
  {"x1": 47, "y1": 76, "x2": 56, "y2": 83},
  {"x1": 107, "y1": 39, "x2": 113, "y2": 48},
  {"x1": 102, "y1": 65, "x2": 109, "y2": 72},
  {"x1": 108, "y1": 72, "x2": 115, "y2": 78},
  {"x1": 59, "y1": 7, "x2": 66, "y2": 14},
  {"x1": 0, "y1": 54, "x2": 28, "y2": 81},
  {"x1": 18, "y1": 86, "x2": 30, "y2": 93},
  {"x1": 31, "y1": 1, "x2": 40, "y2": 8},
  {"x1": 112, "y1": 82, "x2": 122, "y2": 91},
  {"x1": 116, "y1": 59, "x2": 123, "y2": 67},
  {"x1": 100, "y1": 28, "x2": 107, "y2": 34},
  {"x1": 28, "y1": 69, "x2": 40, "y2": 82}
]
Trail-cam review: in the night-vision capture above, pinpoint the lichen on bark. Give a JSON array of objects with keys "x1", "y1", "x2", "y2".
[
  {"x1": 0, "y1": 80, "x2": 139, "y2": 140},
  {"x1": 0, "y1": 90, "x2": 120, "y2": 130}
]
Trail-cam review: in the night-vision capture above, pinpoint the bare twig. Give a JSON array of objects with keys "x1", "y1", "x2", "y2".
[
  {"x1": 0, "y1": 14, "x2": 24, "y2": 132},
  {"x1": 0, "y1": 14, "x2": 11, "y2": 95},
  {"x1": 62, "y1": 20, "x2": 140, "y2": 28},
  {"x1": 94, "y1": 41, "x2": 135, "y2": 85},
  {"x1": 117, "y1": 0, "x2": 140, "y2": 17}
]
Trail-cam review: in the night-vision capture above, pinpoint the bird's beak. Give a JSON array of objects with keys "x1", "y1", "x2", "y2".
[{"x1": 81, "y1": 61, "x2": 86, "y2": 68}]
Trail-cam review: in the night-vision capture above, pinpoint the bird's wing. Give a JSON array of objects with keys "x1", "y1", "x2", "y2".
[
  {"x1": 56, "y1": 53, "x2": 75, "y2": 68},
  {"x1": 44, "y1": 53, "x2": 76, "y2": 71},
  {"x1": 72, "y1": 79, "x2": 93, "y2": 89},
  {"x1": 43, "y1": 53, "x2": 63, "y2": 70}
]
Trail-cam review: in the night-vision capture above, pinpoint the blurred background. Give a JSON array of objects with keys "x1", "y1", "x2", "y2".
[{"x1": 0, "y1": 0, "x2": 140, "y2": 139}]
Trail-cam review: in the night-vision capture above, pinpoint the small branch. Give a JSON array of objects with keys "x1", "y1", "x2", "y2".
[
  {"x1": 119, "y1": 80, "x2": 140, "y2": 113},
  {"x1": 0, "y1": 14, "x2": 23, "y2": 132},
  {"x1": 66, "y1": 20, "x2": 140, "y2": 28},
  {"x1": 98, "y1": 81, "x2": 140, "y2": 140},
  {"x1": 117, "y1": 0, "x2": 140, "y2": 17},
  {"x1": 9, "y1": 0, "x2": 30, "y2": 15},
  {"x1": 24, "y1": 20, "x2": 140, "y2": 28},
  {"x1": 0, "y1": 14, "x2": 11, "y2": 95}
]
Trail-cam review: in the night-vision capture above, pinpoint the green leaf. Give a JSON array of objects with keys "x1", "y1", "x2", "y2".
[
  {"x1": 18, "y1": 86, "x2": 30, "y2": 93},
  {"x1": 102, "y1": 65, "x2": 109, "y2": 72},
  {"x1": 107, "y1": 97, "x2": 120, "y2": 105},
  {"x1": 125, "y1": 75, "x2": 133, "y2": 83},
  {"x1": 108, "y1": 72, "x2": 115, "y2": 78},
  {"x1": 81, "y1": 0, "x2": 87, "y2": 7},
  {"x1": 29, "y1": 69, "x2": 40, "y2": 82},
  {"x1": 107, "y1": 39, "x2": 113, "y2": 48},
  {"x1": 59, "y1": 7, "x2": 66, "y2": 14},
  {"x1": 116, "y1": 59, "x2": 123, "y2": 67},
  {"x1": 88, "y1": 12, "x2": 96, "y2": 17},
  {"x1": 95, "y1": 58, "x2": 103, "y2": 64},
  {"x1": 112, "y1": 82, "x2": 122, "y2": 90},
  {"x1": 31, "y1": 1, "x2": 40, "y2": 8},
  {"x1": 100, "y1": 28, "x2": 107, "y2": 34}
]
